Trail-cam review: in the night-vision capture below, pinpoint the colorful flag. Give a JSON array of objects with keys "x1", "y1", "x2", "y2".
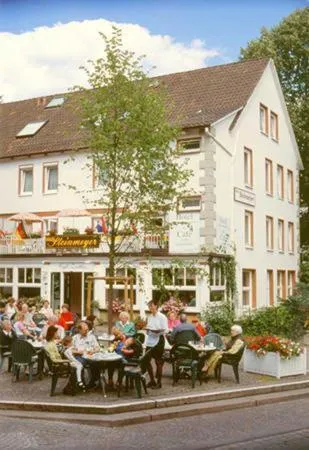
[
  {"x1": 130, "y1": 221, "x2": 138, "y2": 235},
  {"x1": 101, "y1": 217, "x2": 108, "y2": 235},
  {"x1": 16, "y1": 221, "x2": 27, "y2": 239}
]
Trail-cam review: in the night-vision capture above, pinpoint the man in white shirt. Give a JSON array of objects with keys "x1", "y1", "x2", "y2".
[
  {"x1": 145, "y1": 300, "x2": 168, "y2": 389},
  {"x1": 72, "y1": 321, "x2": 100, "y2": 387}
]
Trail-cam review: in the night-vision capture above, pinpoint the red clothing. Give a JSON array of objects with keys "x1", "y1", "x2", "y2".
[
  {"x1": 58, "y1": 311, "x2": 74, "y2": 330},
  {"x1": 195, "y1": 323, "x2": 206, "y2": 337}
]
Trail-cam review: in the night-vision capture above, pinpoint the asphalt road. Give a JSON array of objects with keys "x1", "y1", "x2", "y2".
[{"x1": 0, "y1": 398, "x2": 308, "y2": 449}]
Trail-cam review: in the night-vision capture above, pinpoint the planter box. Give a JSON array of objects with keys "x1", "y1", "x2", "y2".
[{"x1": 244, "y1": 348, "x2": 307, "y2": 379}]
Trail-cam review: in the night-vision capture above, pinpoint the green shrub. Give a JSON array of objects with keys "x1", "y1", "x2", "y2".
[{"x1": 200, "y1": 303, "x2": 235, "y2": 336}]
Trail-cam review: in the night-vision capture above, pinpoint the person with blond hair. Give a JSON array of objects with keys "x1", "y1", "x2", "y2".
[{"x1": 115, "y1": 311, "x2": 136, "y2": 337}]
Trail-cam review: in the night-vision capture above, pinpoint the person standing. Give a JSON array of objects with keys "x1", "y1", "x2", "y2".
[{"x1": 145, "y1": 300, "x2": 168, "y2": 389}]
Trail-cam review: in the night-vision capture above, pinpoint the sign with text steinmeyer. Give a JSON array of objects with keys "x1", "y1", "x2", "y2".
[
  {"x1": 169, "y1": 219, "x2": 200, "y2": 254},
  {"x1": 45, "y1": 234, "x2": 100, "y2": 249},
  {"x1": 234, "y1": 187, "x2": 256, "y2": 207}
]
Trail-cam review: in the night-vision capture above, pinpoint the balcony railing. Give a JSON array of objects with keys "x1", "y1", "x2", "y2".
[{"x1": 0, "y1": 233, "x2": 169, "y2": 255}]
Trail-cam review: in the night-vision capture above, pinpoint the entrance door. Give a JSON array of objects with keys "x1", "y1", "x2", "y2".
[{"x1": 64, "y1": 272, "x2": 82, "y2": 315}]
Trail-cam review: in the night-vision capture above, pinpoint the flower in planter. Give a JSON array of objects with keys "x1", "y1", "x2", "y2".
[
  {"x1": 63, "y1": 227, "x2": 80, "y2": 235},
  {"x1": 84, "y1": 226, "x2": 94, "y2": 235},
  {"x1": 112, "y1": 298, "x2": 126, "y2": 314},
  {"x1": 161, "y1": 297, "x2": 185, "y2": 316},
  {"x1": 245, "y1": 335, "x2": 303, "y2": 359}
]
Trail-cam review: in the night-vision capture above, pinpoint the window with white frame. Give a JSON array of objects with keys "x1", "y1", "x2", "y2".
[
  {"x1": 178, "y1": 196, "x2": 201, "y2": 212},
  {"x1": 178, "y1": 139, "x2": 201, "y2": 154},
  {"x1": 287, "y1": 170, "x2": 294, "y2": 203},
  {"x1": 278, "y1": 219, "x2": 284, "y2": 252},
  {"x1": 44, "y1": 218, "x2": 58, "y2": 234},
  {"x1": 245, "y1": 210, "x2": 254, "y2": 248},
  {"x1": 209, "y1": 263, "x2": 225, "y2": 302},
  {"x1": 242, "y1": 269, "x2": 256, "y2": 307},
  {"x1": 288, "y1": 222, "x2": 295, "y2": 253},
  {"x1": 93, "y1": 162, "x2": 108, "y2": 189},
  {"x1": 244, "y1": 147, "x2": 253, "y2": 188},
  {"x1": 266, "y1": 270, "x2": 274, "y2": 306},
  {"x1": 287, "y1": 271, "x2": 296, "y2": 297},
  {"x1": 105, "y1": 267, "x2": 137, "y2": 305},
  {"x1": 0, "y1": 267, "x2": 13, "y2": 299},
  {"x1": 43, "y1": 163, "x2": 58, "y2": 193},
  {"x1": 19, "y1": 166, "x2": 33, "y2": 195},
  {"x1": 17, "y1": 267, "x2": 41, "y2": 298},
  {"x1": 265, "y1": 159, "x2": 273, "y2": 195},
  {"x1": 259, "y1": 104, "x2": 268, "y2": 134},
  {"x1": 270, "y1": 111, "x2": 279, "y2": 141},
  {"x1": 277, "y1": 165, "x2": 284, "y2": 200},
  {"x1": 277, "y1": 270, "x2": 286, "y2": 301},
  {"x1": 152, "y1": 267, "x2": 197, "y2": 307},
  {"x1": 266, "y1": 216, "x2": 274, "y2": 250}
]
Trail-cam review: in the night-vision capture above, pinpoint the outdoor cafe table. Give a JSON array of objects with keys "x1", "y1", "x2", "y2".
[{"x1": 83, "y1": 351, "x2": 123, "y2": 397}]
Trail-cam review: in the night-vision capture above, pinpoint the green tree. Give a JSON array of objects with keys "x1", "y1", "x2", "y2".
[
  {"x1": 74, "y1": 27, "x2": 190, "y2": 330},
  {"x1": 240, "y1": 7, "x2": 309, "y2": 244}
]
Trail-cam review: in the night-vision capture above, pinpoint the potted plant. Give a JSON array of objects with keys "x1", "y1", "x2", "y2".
[
  {"x1": 84, "y1": 226, "x2": 94, "y2": 235},
  {"x1": 63, "y1": 227, "x2": 80, "y2": 235},
  {"x1": 244, "y1": 335, "x2": 306, "y2": 378},
  {"x1": 161, "y1": 297, "x2": 185, "y2": 316},
  {"x1": 29, "y1": 232, "x2": 42, "y2": 239}
]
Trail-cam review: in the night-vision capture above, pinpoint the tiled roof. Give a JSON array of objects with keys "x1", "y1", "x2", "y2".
[{"x1": 0, "y1": 58, "x2": 269, "y2": 159}]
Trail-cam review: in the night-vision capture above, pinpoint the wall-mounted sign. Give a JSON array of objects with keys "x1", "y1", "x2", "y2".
[
  {"x1": 45, "y1": 234, "x2": 101, "y2": 249},
  {"x1": 169, "y1": 220, "x2": 200, "y2": 254},
  {"x1": 234, "y1": 187, "x2": 255, "y2": 207}
]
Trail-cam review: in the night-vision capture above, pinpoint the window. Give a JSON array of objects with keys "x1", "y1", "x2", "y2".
[
  {"x1": 259, "y1": 104, "x2": 268, "y2": 135},
  {"x1": 19, "y1": 166, "x2": 33, "y2": 195},
  {"x1": 16, "y1": 121, "x2": 47, "y2": 137},
  {"x1": 178, "y1": 196, "x2": 201, "y2": 212},
  {"x1": 45, "y1": 97, "x2": 65, "y2": 108},
  {"x1": 245, "y1": 210, "x2": 254, "y2": 248},
  {"x1": 0, "y1": 268, "x2": 13, "y2": 283},
  {"x1": 278, "y1": 219, "x2": 284, "y2": 252},
  {"x1": 244, "y1": 148, "x2": 253, "y2": 188},
  {"x1": 93, "y1": 163, "x2": 108, "y2": 189},
  {"x1": 287, "y1": 271, "x2": 296, "y2": 297},
  {"x1": 277, "y1": 165, "x2": 284, "y2": 199},
  {"x1": 266, "y1": 216, "x2": 274, "y2": 250},
  {"x1": 152, "y1": 267, "x2": 197, "y2": 307},
  {"x1": 270, "y1": 111, "x2": 279, "y2": 141},
  {"x1": 288, "y1": 222, "x2": 295, "y2": 253},
  {"x1": 209, "y1": 264, "x2": 225, "y2": 302},
  {"x1": 178, "y1": 139, "x2": 201, "y2": 154},
  {"x1": 266, "y1": 270, "x2": 274, "y2": 306},
  {"x1": 43, "y1": 163, "x2": 58, "y2": 193},
  {"x1": 277, "y1": 270, "x2": 286, "y2": 301},
  {"x1": 242, "y1": 269, "x2": 256, "y2": 307},
  {"x1": 287, "y1": 170, "x2": 294, "y2": 203},
  {"x1": 105, "y1": 267, "x2": 137, "y2": 305},
  {"x1": 265, "y1": 159, "x2": 273, "y2": 195},
  {"x1": 44, "y1": 218, "x2": 58, "y2": 234},
  {"x1": 18, "y1": 268, "x2": 41, "y2": 284}
]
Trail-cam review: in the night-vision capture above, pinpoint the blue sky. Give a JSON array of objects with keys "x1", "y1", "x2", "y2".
[
  {"x1": 0, "y1": 0, "x2": 306, "y2": 101},
  {"x1": 0, "y1": 0, "x2": 306, "y2": 60}
]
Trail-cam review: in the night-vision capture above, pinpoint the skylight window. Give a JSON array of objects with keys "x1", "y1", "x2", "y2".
[
  {"x1": 45, "y1": 97, "x2": 65, "y2": 108},
  {"x1": 16, "y1": 121, "x2": 47, "y2": 137}
]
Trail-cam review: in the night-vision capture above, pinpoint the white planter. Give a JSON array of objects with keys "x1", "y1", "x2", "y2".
[{"x1": 244, "y1": 348, "x2": 307, "y2": 379}]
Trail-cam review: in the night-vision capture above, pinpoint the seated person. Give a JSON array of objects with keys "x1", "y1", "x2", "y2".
[
  {"x1": 40, "y1": 316, "x2": 65, "y2": 341},
  {"x1": 108, "y1": 327, "x2": 126, "y2": 354},
  {"x1": 202, "y1": 325, "x2": 244, "y2": 375},
  {"x1": 45, "y1": 326, "x2": 85, "y2": 391},
  {"x1": 121, "y1": 336, "x2": 141, "y2": 361},
  {"x1": 62, "y1": 335, "x2": 86, "y2": 391},
  {"x1": 72, "y1": 322, "x2": 100, "y2": 386},
  {"x1": 21, "y1": 303, "x2": 41, "y2": 335},
  {"x1": 58, "y1": 304, "x2": 74, "y2": 331},
  {"x1": 0, "y1": 319, "x2": 16, "y2": 349},
  {"x1": 170, "y1": 313, "x2": 201, "y2": 345},
  {"x1": 39, "y1": 300, "x2": 54, "y2": 320},
  {"x1": 167, "y1": 311, "x2": 180, "y2": 331},
  {"x1": 114, "y1": 311, "x2": 136, "y2": 337},
  {"x1": 13, "y1": 312, "x2": 36, "y2": 339}
]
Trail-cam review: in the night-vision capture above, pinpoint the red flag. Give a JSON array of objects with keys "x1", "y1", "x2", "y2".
[
  {"x1": 101, "y1": 217, "x2": 108, "y2": 235},
  {"x1": 16, "y1": 222, "x2": 27, "y2": 239}
]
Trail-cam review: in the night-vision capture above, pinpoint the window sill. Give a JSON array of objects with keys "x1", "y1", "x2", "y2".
[
  {"x1": 245, "y1": 245, "x2": 254, "y2": 250},
  {"x1": 288, "y1": 200, "x2": 294, "y2": 205},
  {"x1": 260, "y1": 131, "x2": 269, "y2": 137},
  {"x1": 266, "y1": 192, "x2": 273, "y2": 197},
  {"x1": 278, "y1": 250, "x2": 285, "y2": 254},
  {"x1": 19, "y1": 192, "x2": 33, "y2": 197},
  {"x1": 244, "y1": 184, "x2": 254, "y2": 190},
  {"x1": 181, "y1": 150, "x2": 201, "y2": 155},
  {"x1": 267, "y1": 249, "x2": 274, "y2": 253},
  {"x1": 271, "y1": 137, "x2": 279, "y2": 143},
  {"x1": 43, "y1": 190, "x2": 58, "y2": 195},
  {"x1": 288, "y1": 251, "x2": 295, "y2": 255}
]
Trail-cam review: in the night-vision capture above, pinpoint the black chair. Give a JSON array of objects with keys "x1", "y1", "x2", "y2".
[
  {"x1": 173, "y1": 330, "x2": 200, "y2": 346},
  {"x1": 135, "y1": 332, "x2": 145, "y2": 345},
  {"x1": 44, "y1": 349, "x2": 76, "y2": 396},
  {"x1": 204, "y1": 333, "x2": 224, "y2": 349},
  {"x1": 121, "y1": 349, "x2": 151, "y2": 398},
  {"x1": 0, "y1": 330, "x2": 12, "y2": 371},
  {"x1": 11, "y1": 340, "x2": 39, "y2": 383},
  {"x1": 170, "y1": 344, "x2": 200, "y2": 388},
  {"x1": 215, "y1": 343, "x2": 245, "y2": 384}
]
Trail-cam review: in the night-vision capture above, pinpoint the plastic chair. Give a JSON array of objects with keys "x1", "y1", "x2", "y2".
[
  {"x1": 11, "y1": 340, "x2": 38, "y2": 383},
  {"x1": 0, "y1": 330, "x2": 12, "y2": 371},
  {"x1": 170, "y1": 344, "x2": 200, "y2": 388},
  {"x1": 44, "y1": 349, "x2": 76, "y2": 396},
  {"x1": 120, "y1": 349, "x2": 151, "y2": 398},
  {"x1": 135, "y1": 332, "x2": 145, "y2": 344},
  {"x1": 204, "y1": 333, "x2": 224, "y2": 349},
  {"x1": 215, "y1": 343, "x2": 245, "y2": 384},
  {"x1": 173, "y1": 330, "x2": 200, "y2": 345}
]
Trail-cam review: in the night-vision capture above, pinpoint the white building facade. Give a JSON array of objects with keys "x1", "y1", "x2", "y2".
[{"x1": 0, "y1": 59, "x2": 302, "y2": 317}]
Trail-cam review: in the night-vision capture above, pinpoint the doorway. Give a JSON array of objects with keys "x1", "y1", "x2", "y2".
[{"x1": 64, "y1": 272, "x2": 82, "y2": 315}]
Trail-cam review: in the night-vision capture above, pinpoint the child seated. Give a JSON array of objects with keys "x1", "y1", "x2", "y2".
[
  {"x1": 121, "y1": 337, "x2": 141, "y2": 361},
  {"x1": 62, "y1": 335, "x2": 86, "y2": 391},
  {"x1": 108, "y1": 327, "x2": 126, "y2": 354}
]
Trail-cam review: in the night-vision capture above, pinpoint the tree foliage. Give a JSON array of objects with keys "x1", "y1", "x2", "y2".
[{"x1": 240, "y1": 7, "x2": 309, "y2": 243}]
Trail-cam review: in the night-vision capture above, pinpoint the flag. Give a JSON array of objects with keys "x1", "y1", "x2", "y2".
[
  {"x1": 0, "y1": 230, "x2": 5, "y2": 238},
  {"x1": 16, "y1": 221, "x2": 27, "y2": 239},
  {"x1": 130, "y1": 221, "x2": 138, "y2": 235},
  {"x1": 101, "y1": 217, "x2": 108, "y2": 235}
]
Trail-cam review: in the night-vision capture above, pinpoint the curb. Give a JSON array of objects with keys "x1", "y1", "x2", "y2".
[{"x1": 0, "y1": 379, "x2": 309, "y2": 416}]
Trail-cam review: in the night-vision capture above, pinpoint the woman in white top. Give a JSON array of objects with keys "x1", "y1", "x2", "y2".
[
  {"x1": 4, "y1": 298, "x2": 16, "y2": 320},
  {"x1": 39, "y1": 300, "x2": 54, "y2": 319}
]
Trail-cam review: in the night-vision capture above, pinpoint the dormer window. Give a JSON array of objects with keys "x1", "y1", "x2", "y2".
[
  {"x1": 16, "y1": 121, "x2": 47, "y2": 137},
  {"x1": 45, "y1": 97, "x2": 65, "y2": 108}
]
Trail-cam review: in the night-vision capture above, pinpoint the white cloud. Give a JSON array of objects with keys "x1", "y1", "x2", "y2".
[{"x1": 0, "y1": 18, "x2": 220, "y2": 102}]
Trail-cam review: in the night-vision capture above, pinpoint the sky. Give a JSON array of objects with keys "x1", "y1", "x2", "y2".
[{"x1": 0, "y1": 0, "x2": 306, "y2": 101}]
